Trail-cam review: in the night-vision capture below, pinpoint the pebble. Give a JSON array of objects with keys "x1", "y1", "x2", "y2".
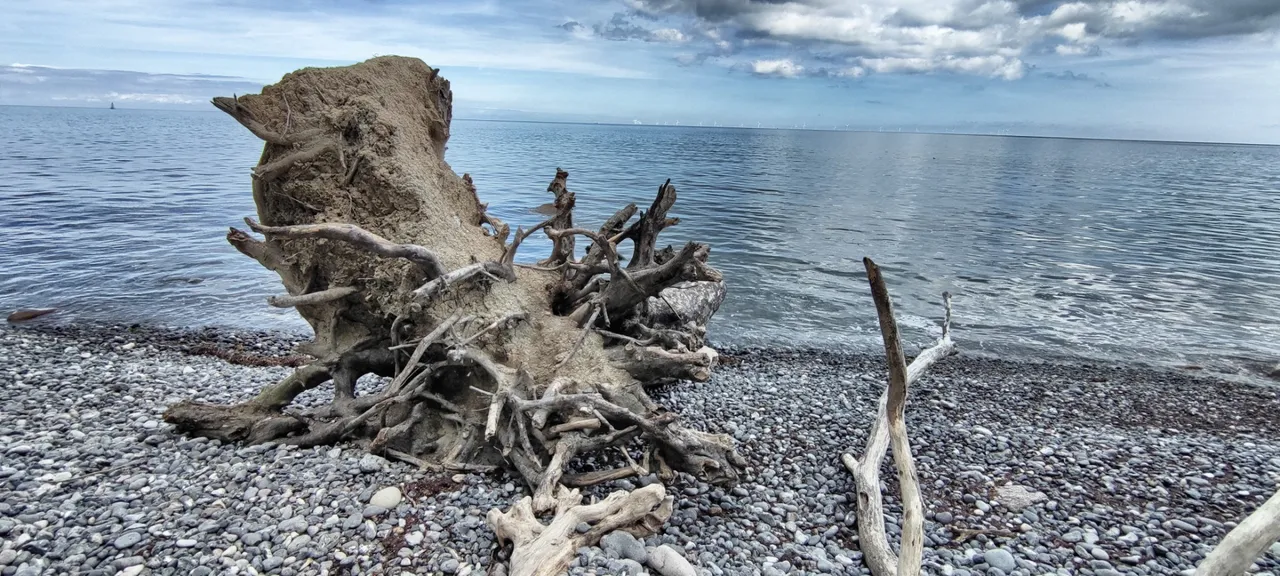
[
  {"x1": 3, "y1": 325, "x2": 1280, "y2": 576},
  {"x1": 648, "y1": 545, "x2": 696, "y2": 576},
  {"x1": 113, "y1": 531, "x2": 143, "y2": 549},
  {"x1": 983, "y1": 549, "x2": 1017, "y2": 572},
  {"x1": 602, "y1": 531, "x2": 649, "y2": 564},
  {"x1": 371, "y1": 486, "x2": 403, "y2": 508}
]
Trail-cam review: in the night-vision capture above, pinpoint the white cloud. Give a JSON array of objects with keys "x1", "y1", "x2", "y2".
[
  {"x1": 2, "y1": 0, "x2": 654, "y2": 80},
  {"x1": 650, "y1": 28, "x2": 688, "y2": 43},
  {"x1": 751, "y1": 58, "x2": 805, "y2": 77}
]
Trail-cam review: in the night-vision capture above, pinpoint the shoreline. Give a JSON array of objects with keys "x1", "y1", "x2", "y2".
[
  {"x1": 8, "y1": 319, "x2": 1278, "y2": 390},
  {"x1": 2, "y1": 322, "x2": 1279, "y2": 575}
]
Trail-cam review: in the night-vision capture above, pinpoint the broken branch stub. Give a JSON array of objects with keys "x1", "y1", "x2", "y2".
[{"x1": 163, "y1": 57, "x2": 738, "y2": 509}]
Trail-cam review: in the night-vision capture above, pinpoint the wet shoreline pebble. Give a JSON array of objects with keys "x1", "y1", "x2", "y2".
[{"x1": 1, "y1": 323, "x2": 1278, "y2": 575}]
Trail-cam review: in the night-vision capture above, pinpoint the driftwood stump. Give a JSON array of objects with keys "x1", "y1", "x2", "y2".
[{"x1": 162, "y1": 57, "x2": 744, "y2": 508}]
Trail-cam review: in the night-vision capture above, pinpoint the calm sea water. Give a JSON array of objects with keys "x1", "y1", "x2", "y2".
[{"x1": 3, "y1": 106, "x2": 1279, "y2": 379}]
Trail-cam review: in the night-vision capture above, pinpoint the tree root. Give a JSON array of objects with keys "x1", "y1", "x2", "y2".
[
  {"x1": 267, "y1": 286, "x2": 358, "y2": 308},
  {"x1": 245, "y1": 217, "x2": 447, "y2": 279},
  {"x1": 178, "y1": 64, "x2": 741, "y2": 565}
]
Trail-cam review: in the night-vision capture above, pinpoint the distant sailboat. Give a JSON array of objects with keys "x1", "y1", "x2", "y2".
[{"x1": 110, "y1": 102, "x2": 115, "y2": 110}]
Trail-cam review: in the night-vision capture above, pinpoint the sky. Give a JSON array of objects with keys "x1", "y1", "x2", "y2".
[{"x1": 2, "y1": 0, "x2": 1279, "y2": 143}]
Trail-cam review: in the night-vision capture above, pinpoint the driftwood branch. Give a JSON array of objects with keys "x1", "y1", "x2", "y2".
[
  {"x1": 266, "y1": 286, "x2": 358, "y2": 308},
  {"x1": 1195, "y1": 486, "x2": 1280, "y2": 576},
  {"x1": 488, "y1": 485, "x2": 673, "y2": 576},
  {"x1": 840, "y1": 261, "x2": 954, "y2": 576},
  {"x1": 244, "y1": 217, "x2": 447, "y2": 279},
  {"x1": 412, "y1": 261, "x2": 513, "y2": 302}
]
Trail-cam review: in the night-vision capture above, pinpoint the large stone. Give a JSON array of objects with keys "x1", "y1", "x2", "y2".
[
  {"x1": 983, "y1": 549, "x2": 1017, "y2": 573},
  {"x1": 370, "y1": 486, "x2": 402, "y2": 509},
  {"x1": 648, "y1": 545, "x2": 696, "y2": 576},
  {"x1": 602, "y1": 531, "x2": 648, "y2": 564},
  {"x1": 359, "y1": 454, "x2": 387, "y2": 473},
  {"x1": 645, "y1": 281, "x2": 725, "y2": 328},
  {"x1": 995, "y1": 484, "x2": 1047, "y2": 512}
]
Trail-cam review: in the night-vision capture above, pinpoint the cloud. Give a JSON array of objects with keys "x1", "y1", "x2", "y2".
[
  {"x1": 1043, "y1": 69, "x2": 1113, "y2": 87},
  {"x1": 590, "y1": 12, "x2": 689, "y2": 42},
  {"x1": 557, "y1": 20, "x2": 585, "y2": 33},
  {"x1": 750, "y1": 58, "x2": 805, "y2": 77},
  {"x1": 0, "y1": 65, "x2": 264, "y2": 107},
  {"x1": 615, "y1": 0, "x2": 1280, "y2": 79},
  {"x1": 1, "y1": 0, "x2": 654, "y2": 80}
]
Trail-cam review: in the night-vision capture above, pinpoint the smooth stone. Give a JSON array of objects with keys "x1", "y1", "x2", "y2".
[
  {"x1": 983, "y1": 549, "x2": 1017, "y2": 573},
  {"x1": 1091, "y1": 547, "x2": 1110, "y2": 561},
  {"x1": 370, "y1": 486, "x2": 402, "y2": 509},
  {"x1": 441, "y1": 558, "x2": 460, "y2": 573},
  {"x1": 278, "y1": 516, "x2": 308, "y2": 533},
  {"x1": 617, "y1": 558, "x2": 647, "y2": 576},
  {"x1": 935, "y1": 512, "x2": 954, "y2": 524},
  {"x1": 602, "y1": 531, "x2": 648, "y2": 564},
  {"x1": 359, "y1": 454, "x2": 387, "y2": 473},
  {"x1": 994, "y1": 485, "x2": 1047, "y2": 512},
  {"x1": 648, "y1": 545, "x2": 696, "y2": 576},
  {"x1": 113, "y1": 532, "x2": 142, "y2": 549},
  {"x1": 175, "y1": 539, "x2": 197, "y2": 548}
]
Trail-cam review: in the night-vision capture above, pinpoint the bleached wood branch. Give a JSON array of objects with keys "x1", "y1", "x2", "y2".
[
  {"x1": 487, "y1": 484, "x2": 673, "y2": 576},
  {"x1": 266, "y1": 286, "x2": 357, "y2": 308},
  {"x1": 1195, "y1": 486, "x2": 1280, "y2": 576},
  {"x1": 245, "y1": 217, "x2": 447, "y2": 279},
  {"x1": 841, "y1": 262, "x2": 954, "y2": 576}
]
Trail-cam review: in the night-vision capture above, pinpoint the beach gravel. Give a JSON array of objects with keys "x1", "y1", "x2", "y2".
[{"x1": 2, "y1": 323, "x2": 1279, "y2": 576}]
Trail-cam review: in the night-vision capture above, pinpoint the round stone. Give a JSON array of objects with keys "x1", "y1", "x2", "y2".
[{"x1": 370, "y1": 486, "x2": 402, "y2": 509}]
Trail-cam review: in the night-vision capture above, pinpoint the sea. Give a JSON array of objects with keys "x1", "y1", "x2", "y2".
[{"x1": 2, "y1": 105, "x2": 1279, "y2": 381}]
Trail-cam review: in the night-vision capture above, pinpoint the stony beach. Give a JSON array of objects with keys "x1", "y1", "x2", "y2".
[{"x1": 2, "y1": 322, "x2": 1279, "y2": 576}]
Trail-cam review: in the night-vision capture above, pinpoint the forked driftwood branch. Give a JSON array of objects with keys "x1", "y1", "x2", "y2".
[{"x1": 841, "y1": 258, "x2": 955, "y2": 576}]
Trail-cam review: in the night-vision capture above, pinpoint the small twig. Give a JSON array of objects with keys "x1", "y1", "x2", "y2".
[
  {"x1": 454, "y1": 313, "x2": 527, "y2": 349},
  {"x1": 951, "y1": 527, "x2": 1017, "y2": 543},
  {"x1": 555, "y1": 306, "x2": 600, "y2": 372}
]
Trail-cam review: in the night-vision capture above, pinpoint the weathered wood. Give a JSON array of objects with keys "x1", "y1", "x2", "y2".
[
  {"x1": 488, "y1": 485, "x2": 673, "y2": 576},
  {"x1": 841, "y1": 262, "x2": 954, "y2": 576},
  {"x1": 624, "y1": 179, "x2": 679, "y2": 269},
  {"x1": 245, "y1": 217, "x2": 447, "y2": 279},
  {"x1": 167, "y1": 59, "x2": 737, "y2": 523},
  {"x1": 267, "y1": 286, "x2": 358, "y2": 308},
  {"x1": 1195, "y1": 486, "x2": 1280, "y2": 576}
]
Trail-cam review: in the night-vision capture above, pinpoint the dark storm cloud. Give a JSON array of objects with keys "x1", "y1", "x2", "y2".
[{"x1": 617, "y1": 0, "x2": 1280, "y2": 78}]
